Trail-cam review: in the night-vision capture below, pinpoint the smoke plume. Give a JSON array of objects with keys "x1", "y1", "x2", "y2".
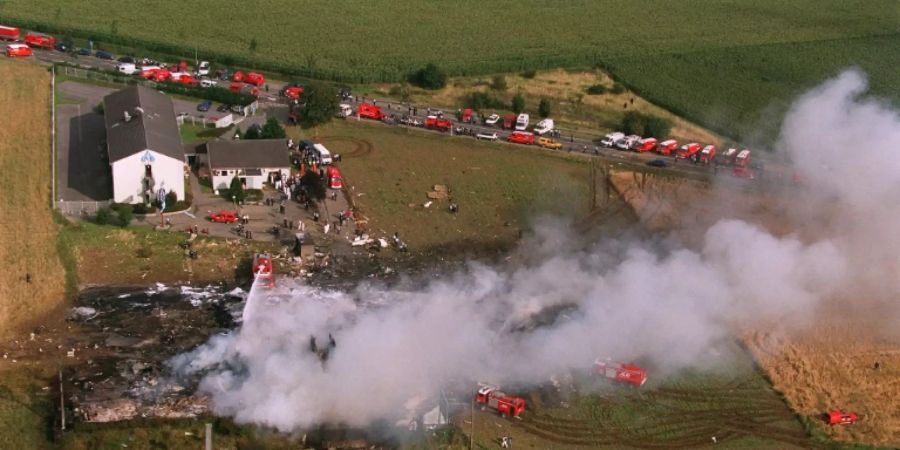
[{"x1": 170, "y1": 69, "x2": 900, "y2": 431}]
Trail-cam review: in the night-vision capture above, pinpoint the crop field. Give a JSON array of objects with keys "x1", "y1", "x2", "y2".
[
  {"x1": 0, "y1": 59, "x2": 66, "y2": 338},
  {"x1": 3, "y1": 0, "x2": 899, "y2": 142}
]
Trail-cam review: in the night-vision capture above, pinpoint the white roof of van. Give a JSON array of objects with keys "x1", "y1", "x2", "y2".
[
  {"x1": 7, "y1": 43, "x2": 28, "y2": 49},
  {"x1": 313, "y1": 143, "x2": 331, "y2": 155},
  {"x1": 737, "y1": 149, "x2": 751, "y2": 158}
]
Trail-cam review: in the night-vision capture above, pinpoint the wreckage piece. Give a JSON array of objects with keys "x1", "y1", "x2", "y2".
[
  {"x1": 329, "y1": 333, "x2": 336, "y2": 349},
  {"x1": 310, "y1": 335, "x2": 318, "y2": 354}
]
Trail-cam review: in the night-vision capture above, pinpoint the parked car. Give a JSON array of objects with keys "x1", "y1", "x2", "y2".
[
  {"x1": 647, "y1": 159, "x2": 668, "y2": 168},
  {"x1": 208, "y1": 211, "x2": 238, "y2": 223},
  {"x1": 76, "y1": 48, "x2": 91, "y2": 56},
  {"x1": 117, "y1": 56, "x2": 135, "y2": 63},
  {"x1": 176, "y1": 112, "x2": 189, "y2": 119},
  {"x1": 95, "y1": 50, "x2": 114, "y2": 60},
  {"x1": 140, "y1": 57, "x2": 160, "y2": 67},
  {"x1": 196, "y1": 60, "x2": 210, "y2": 77},
  {"x1": 199, "y1": 79, "x2": 217, "y2": 88},
  {"x1": 230, "y1": 105, "x2": 243, "y2": 114},
  {"x1": 217, "y1": 104, "x2": 230, "y2": 112},
  {"x1": 476, "y1": 132, "x2": 498, "y2": 141},
  {"x1": 197, "y1": 100, "x2": 212, "y2": 112},
  {"x1": 485, "y1": 114, "x2": 500, "y2": 125},
  {"x1": 538, "y1": 137, "x2": 562, "y2": 150},
  {"x1": 53, "y1": 42, "x2": 69, "y2": 52}
]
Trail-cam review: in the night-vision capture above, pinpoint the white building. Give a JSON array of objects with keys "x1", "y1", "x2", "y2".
[
  {"x1": 207, "y1": 139, "x2": 290, "y2": 191},
  {"x1": 103, "y1": 86, "x2": 185, "y2": 204}
]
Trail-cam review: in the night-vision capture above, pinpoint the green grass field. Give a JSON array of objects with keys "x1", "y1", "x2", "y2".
[
  {"x1": 3, "y1": 1, "x2": 900, "y2": 142},
  {"x1": 293, "y1": 120, "x2": 591, "y2": 252}
]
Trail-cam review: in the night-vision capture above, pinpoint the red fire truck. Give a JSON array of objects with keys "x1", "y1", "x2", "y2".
[
  {"x1": 475, "y1": 385, "x2": 526, "y2": 418},
  {"x1": 592, "y1": 359, "x2": 647, "y2": 387}
]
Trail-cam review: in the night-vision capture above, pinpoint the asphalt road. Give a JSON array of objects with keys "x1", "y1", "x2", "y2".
[{"x1": 29, "y1": 46, "x2": 785, "y2": 185}]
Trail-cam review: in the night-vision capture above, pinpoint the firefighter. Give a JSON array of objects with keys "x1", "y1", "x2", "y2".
[{"x1": 329, "y1": 333, "x2": 336, "y2": 348}]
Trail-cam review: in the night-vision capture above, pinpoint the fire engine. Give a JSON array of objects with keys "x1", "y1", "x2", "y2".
[
  {"x1": 676, "y1": 143, "x2": 701, "y2": 160},
  {"x1": 592, "y1": 359, "x2": 647, "y2": 387},
  {"x1": 24, "y1": 32, "x2": 56, "y2": 50},
  {"x1": 507, "y1": 131, "x2": 535, "y2": 145},
  {"x1": 244, "y1": 72, "x2": 265, "y2": 87},
  {"x1": 475, "y1": 385, "x2": 525, "y2": 418},
  {"x1": 699, "y1": 145, "x2": 716, "y2": 164},
  {"x1": 425, "y1": 115, "x2": 453, "y2": 131},
  {"x1": 5, "y1": 43, "x2": 32, "y2": 57},
  {"x1": 252, "y1": 253, "x2": 274, "y2": 288},
  {"x1": 656, "y1": 139, "x2": 678, "y2": 156},
  {"x1": 826, "y1": 410, "x2": 858, "y2": 425},
  {"x1": 635, "y1": 137, "x2": 657, "y2": 153},
  {"x1": 356, "y1": 103, "x2": 385, "y2": 121}
]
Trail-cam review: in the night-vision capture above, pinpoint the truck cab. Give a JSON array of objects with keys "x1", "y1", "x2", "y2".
[{"x1": 534, "y1": 118, "x2": 554, "y2": 135}]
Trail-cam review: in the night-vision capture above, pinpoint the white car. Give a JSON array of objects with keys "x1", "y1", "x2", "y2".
[
  {"x1": 476, "y1": 132, "x2": 498, "y2": 141},
  {"x1": 196, "y1": 61, "x2": 210, "y2": 77},
  {"x1": 116, "y1": 63, "x2": 136, "y2": 75},
  {"x1": 534, "y1": 118, "x2": 554, "y2": 135},
  {"x1": 485, "y1": 114, "x2": 500, "y2": 125},
  {"x1": 199, "y1": 79, "x2": 218, "y2": 88}
]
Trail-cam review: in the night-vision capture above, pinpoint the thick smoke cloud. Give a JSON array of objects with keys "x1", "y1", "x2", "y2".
[{"x1": 171, "y1": 69, "x2": 900, "y2": 431}]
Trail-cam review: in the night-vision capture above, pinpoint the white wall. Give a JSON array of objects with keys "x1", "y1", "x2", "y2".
[
  {"x1": 210, "y1": 167, "x2": 289, "y2": 191},
  {"x1": 111, "y1": 150, "x2": 185, "y2": 204}
]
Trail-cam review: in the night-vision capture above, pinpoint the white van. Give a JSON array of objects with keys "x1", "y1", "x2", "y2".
[
  {"x1": 515, "y1": 113, "x2": 529, "y2": 131},
  {"x1": 601, "y1": 132, "x2": 625, "y2": 147},
  {"x1": 116, "y1": 63, "x2": 136, "y2": 75},
  {"x1": 534, "y1": 118, "x2": 554, "y2": 135},
  {"x1": 313, "y1": 143, "x2": 333, "y2": 165}
]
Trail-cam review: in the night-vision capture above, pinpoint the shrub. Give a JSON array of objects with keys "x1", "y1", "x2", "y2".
[
  {"x1": 586, "y1": 84, "x2": 607, "y2": 95},
  {"x1": 409, "y1": 63, "x2": 447, "y2": 90},
  {"x1": 132, "y1": 203, "x2": 149, "y2": 214},
  {"x1": 94, "y1": 207, "x2": 112, "y2": 225},
  {"x1": 490, "y1": 75, "x2": 508, "y2": 91},
  {"x1": 520, "y1": 70, "x2": 537, "y2": 79},
  {"x1": 511, "y1": 93, "x2": 526, "y2": 114},
  {"x1": 463, "y1": 91, "x2": 506, "y2": 111},
  {"x1": 538, "y1": 98, "x2": 552, "y2": 118},
  {"x1": 620, "y1": 111, "x2": 672, "y2": 139},
  {"x1": 111, "y1": 203, "x2": 133, "y2": 227},
  {"x1": 611, "y1": 82, "x2": 626, "y2": 94}
]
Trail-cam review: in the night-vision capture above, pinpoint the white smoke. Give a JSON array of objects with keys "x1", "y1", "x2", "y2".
[{"x1": 170, "y1": 69, "x2": 900, "y2": 431}]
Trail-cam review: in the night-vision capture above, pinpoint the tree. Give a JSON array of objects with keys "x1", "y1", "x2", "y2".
[
  {"x1": 112, "y1": 203, "x2": 133, "y2": 227},
  {"x1": 229, "y1": 176, "x2": 246, "y2": 203},
  {"x1": 644, "y1": 115, "x2": 672, "y2": 140},
  {"x1": 249, "y1": 37, "x2": 258, "y2": 52},
  {"x1": 511, "y1": 93, "x2": 526, "y2": 114},
  {"x1": 538, "y1": 98, "x2": 552, "y2": 118},
  {"x1": 621, "y1": 111, "x2": 645, "y2": 136},
  {"x1": 260, "y1": 117, "x2": 287, "y2": 139},
  {"x1": 300, "y1": 171, "x2": 326, "y2": 201},
  {"x1": 491, "y1": 75, "x2": 508, "y2": 92},
  {"x1": 243, "y1": 125, "x2": 261, "y2": 140},
  {"x1": 298, "y1": 81, "x2": 339, "y2": 127},
  {"x1": 410, "y1": 63, "x2": 447, "y2": 90}
]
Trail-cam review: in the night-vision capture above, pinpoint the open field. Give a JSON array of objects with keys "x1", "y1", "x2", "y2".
[
  {"x1": 292, "y1": 120, "x2": 590, "y2": 253},
  {"x1": 462, "y1": 344, "x2": 819, "y2": 449},
  {"x1": 0, "y1": 59, "x2": 66, "y2": 338},
  {"x1": 58, "y1": 220, "x2": 283, "y2": 286},
  {"x1": 4, "y1": 1, "x2": 899, "y2": 143},
  {"x1": 613, "y1": 170, "x2": 900, "y2": 447}
]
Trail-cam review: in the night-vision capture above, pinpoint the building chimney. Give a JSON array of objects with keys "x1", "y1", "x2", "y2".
[{"x1": 123, "y1": 111, "x2": 132, "y2": 122}]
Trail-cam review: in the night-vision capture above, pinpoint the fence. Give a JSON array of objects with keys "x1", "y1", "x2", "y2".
[{"x1": 56, "y1": 199, "x2": 112, "y2": 217}]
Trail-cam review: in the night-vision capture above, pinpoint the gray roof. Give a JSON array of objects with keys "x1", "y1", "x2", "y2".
[
  {"x1": 103, "y1": 86, "x2": 183, "y2": 163},
  {"x1": 206, "y1": 139, "x2": 290, "y2": 170}
]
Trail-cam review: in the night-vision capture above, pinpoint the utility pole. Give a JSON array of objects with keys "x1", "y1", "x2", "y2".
[
  {"x1": 59, "y1": 369, "x2": 65, "y2": 431},
  {"x1": 470, "y1": 388, "x2": 474, "y2": 450},
  {"x1": 205, "y1": 423, "x2": 212, "y2": 450}
]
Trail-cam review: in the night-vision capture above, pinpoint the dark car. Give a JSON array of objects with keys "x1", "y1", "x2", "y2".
[
  {"x1": 217, "y1": 104, "x2": 230, "y2": 112},
  {"x1": 54, "y1": 42, "x2": 69, "y2": 52},
  {"x1": 117, "y1": 56, "x2": 135, "y2": 63},
  {"x1": 76, "y1": 48, "x2": 91, "y2": 56},
  {"x1": 95, "y1": 50, "x2": 114, "y2": 60},
  {"x1": 230, "y1": 104, "x2": 244, "y2": 114},
  {"x1": 339, "y1": 87, "x2": 352, "y2": 100},
  {"x1": 140, "y1": 57, "x2": 160, "y2": 66},
  {"x1": 197, "y1": 100, "x2": 212, "y2": 112},
  {"x1": 646, "y1": 159, "x2": 668, "y2": 168}
]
